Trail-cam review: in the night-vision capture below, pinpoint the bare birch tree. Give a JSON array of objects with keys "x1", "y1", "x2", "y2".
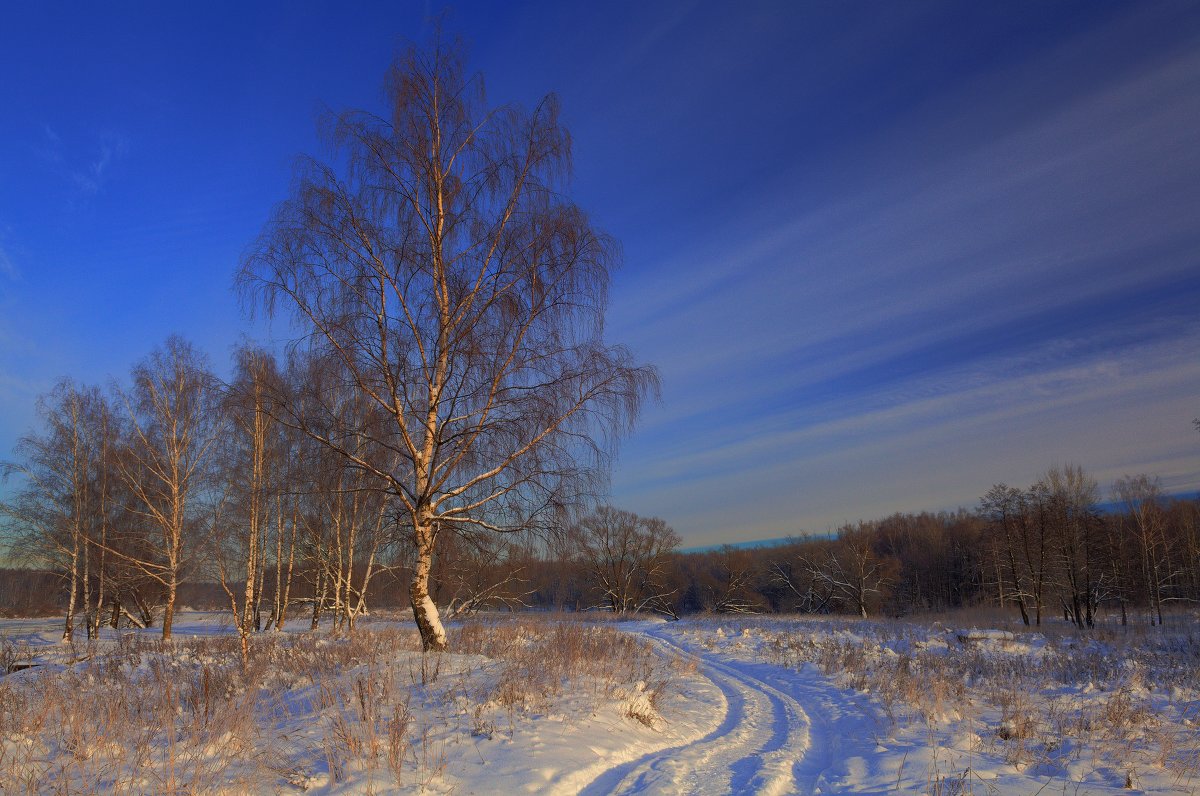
[
  {"x1": 575, "y1": 506, "x2": 679, "y2": 614},
  {"x1": 240, "y1": 40, "x2": 654, "y2": 650},
  {"x1": 1, "y1": 381, "x2": 111, "y2": 641},
  {"x1": 111, "y1": 336, "x2": 225, "y2": 640},
  {"x1": 1040, "y1": 465, "x2": 1100, "y2": 629},
  {"x1": 981, "y1": 484, "x2": 1033, "y2": 625},
  {"x1": 215, "y1": 346, "x2": 284, "y2": 660},
  {"x1": 1114, "y1": 474, "x2": 1174, "y2": 625}
]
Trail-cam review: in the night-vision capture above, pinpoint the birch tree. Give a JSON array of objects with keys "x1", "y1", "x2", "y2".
[
  {"x1": 1114, "y1": 474, "x2": 1173, "y2": 625},
  {"x1": 112, "y1": 336, "x2": 225, "y2": 640},
  {"x1": 240, "y1": 40, "x2": 654, "y2": 650},
  {"x1": 216, "y1": 346, "x2": 284, "y2": 660},
  {"x1": 575, "y1": 506, "x2": 680, "y2": 614},
  {"x1": 1, "y1": 381, "x2": 111, "y2": 641},
  {"x1": 981, "y1": 484, "x2": 1033, "y2": 625},
  {"x1": 1040, "y1": 465, "x2": 1099, "y2": 629}
]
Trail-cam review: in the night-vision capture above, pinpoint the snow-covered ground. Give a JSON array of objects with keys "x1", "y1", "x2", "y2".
[
  {"x1": 657, "y1": 616, "x2": 1199, "y2": 794},
  {"x1": 1, "y1": 611, "x2": 1197, "y2": 794}
]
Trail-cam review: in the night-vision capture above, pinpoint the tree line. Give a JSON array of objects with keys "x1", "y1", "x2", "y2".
[
  {"x1": 516, "y1": 465, "x2": 1198, "y2": 627},
  {"x1": 5, "y1": 387, "x2": 1196, "y2": 639}
]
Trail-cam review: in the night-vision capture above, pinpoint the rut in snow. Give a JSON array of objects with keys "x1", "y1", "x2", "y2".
[{"x1": 579, "y1": 625, "x2": 884, "y2": 796}]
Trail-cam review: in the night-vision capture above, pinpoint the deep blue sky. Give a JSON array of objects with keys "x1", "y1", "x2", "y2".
[{"x1": 2, "y1": 2, "x2": 1198, "y2": 546}]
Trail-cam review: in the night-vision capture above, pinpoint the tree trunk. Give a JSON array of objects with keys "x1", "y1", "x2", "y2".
[
  {"x1": 272, "y1": 494, "x2": 283, "y2": 630},
  {"x1": 1004, "y1": 546, "x2": 1030, "y2": 626},
  {"x1": 410, "y1": 528, "x2": 446, "y2": 652},
  {"x1": 311, "y1": 567, "x2": 326, "y2": 631},
  {"x1": 275, "y1": 504, "x2": 298, "y2": 631},
  {"x1": 82, "y1": 535, "x2": 93, "y2": 640},
  {"x1": 93, "y1": 525, "x2": 108, "y2": 639},
  {"x1": 163, "y1": 572, "x2": 177, "y2": 640},
  {"x1": 63, "y1": 536, "x2": 79, "y2": 643},
  {"x1": 241, "y1": 514, "x2": 259, "y2": 653}
]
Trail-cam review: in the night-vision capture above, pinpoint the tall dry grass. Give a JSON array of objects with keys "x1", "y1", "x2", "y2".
[
  {"x1": 727, "y1": 614, "x2": 1200, "y2": 788},
  {"x1": 0, "y1": 615, "x2": 680, "y2": 793}
]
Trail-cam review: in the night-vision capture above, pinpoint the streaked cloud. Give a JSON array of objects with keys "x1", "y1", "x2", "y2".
[
  {"x1": 609, "y1": 8, "x2": 1200, "y2": 544},
  {"x1": 1, "y1": 1, "x2": 1195, "y2": 548}
]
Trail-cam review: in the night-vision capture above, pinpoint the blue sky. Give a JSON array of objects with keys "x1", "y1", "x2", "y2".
[{"x1": 2, "y1": 1, "x2": 1198, "y2": 546}]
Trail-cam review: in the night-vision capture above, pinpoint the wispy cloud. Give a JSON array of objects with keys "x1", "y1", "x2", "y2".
[
  {"x1": 36, "y1": 125, "x2": 129, "y2": 200},
  {"x1": 609, "y1": 10, "x2": 1200, "y2": 544},
  {"x1": 0, "y1": 221, "x2": 22, "y2": 282},
  {"x1": 0, "y1": 243, "x2": 18, "y2": 281}
]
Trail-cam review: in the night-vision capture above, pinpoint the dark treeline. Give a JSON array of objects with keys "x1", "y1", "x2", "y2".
[{"x1": 513, "y1": 468, "x2": 1199, "y2": 626}]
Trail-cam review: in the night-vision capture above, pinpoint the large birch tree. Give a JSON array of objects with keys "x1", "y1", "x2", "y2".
[{"x1": 240, "y1": 40, "x2": 654, "y2": 650}]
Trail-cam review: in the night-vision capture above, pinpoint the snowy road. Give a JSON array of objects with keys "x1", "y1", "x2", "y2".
[{"x1": 579, "y1": 625, "x2": 887, "y2": 796}]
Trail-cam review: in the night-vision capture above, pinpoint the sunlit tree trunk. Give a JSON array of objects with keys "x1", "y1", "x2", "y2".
[{"x1": 274, "y1": 499, "x2": 299, "y2": 631}]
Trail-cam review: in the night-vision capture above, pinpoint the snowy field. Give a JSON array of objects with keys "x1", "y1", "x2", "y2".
[{"x1": 1, "y1": 611, "x2": 1197, "y2": 794}]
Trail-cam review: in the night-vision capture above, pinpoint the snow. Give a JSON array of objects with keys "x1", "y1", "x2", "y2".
[
  {"x1": 658, "y1": 616, "x2": 1200, "y2": 794},
  {"x1": 2, "y1": 611, "x2": 1197, "y2": 793}
]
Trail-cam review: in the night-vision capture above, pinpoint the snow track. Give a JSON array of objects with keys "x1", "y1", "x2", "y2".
[{"x1": 580, "y1": 625, "x2": 882, "y2": 795}]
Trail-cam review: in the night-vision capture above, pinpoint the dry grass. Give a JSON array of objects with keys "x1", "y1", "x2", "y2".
[
  {"x1": 732, "y1": 614, "x2": 1200, "y2": 788},
  {"x1": 0, "y1": 615, "x2": 679, "y2": 793},
  {"x1": 0, "y1": 628, "x2": 426, "y2": 793},
  {"x1": 450, "y1": 616, "x2": 677, "y2": 730}
]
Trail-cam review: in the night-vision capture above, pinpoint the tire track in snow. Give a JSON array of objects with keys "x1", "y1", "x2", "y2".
[{"x1": 580, "y1": 626, "x2": 835, "y2": 795}]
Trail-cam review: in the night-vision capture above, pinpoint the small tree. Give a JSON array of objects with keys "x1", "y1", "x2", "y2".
[
  {"x1": 770, "y1": 538, "x2": 836, "y2": 614},
  {"x1": 822, "y1": 526, "x2": 897, "y2": 618},
  {"x1": 1114, "y1": 473, "x2": 1173, "y2": 625},
  {"x1": 695, "y1": 545, "x2": 766, "y2": 614},
  {"x1": 214, "y1": 346, "x2": 286, "y2": 660},
  {"x1": 111, "y1": 336, "x2": 225, "y2": 640},
  {"x1": 574, "y1": 506, "x2": 680, "y2": 614},
  {"x1": 240, "y1": 40, "x2": 654, "y2": 649},
  {"x1": 432, "y1": 530, "x2": 533, "y2": 620},
  {"x1": 1, "y1": 381, "x2": 112, "y2": 641},
  {"x1": 981, "y1": 484, "x2": 1032, "y2": 625}
]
